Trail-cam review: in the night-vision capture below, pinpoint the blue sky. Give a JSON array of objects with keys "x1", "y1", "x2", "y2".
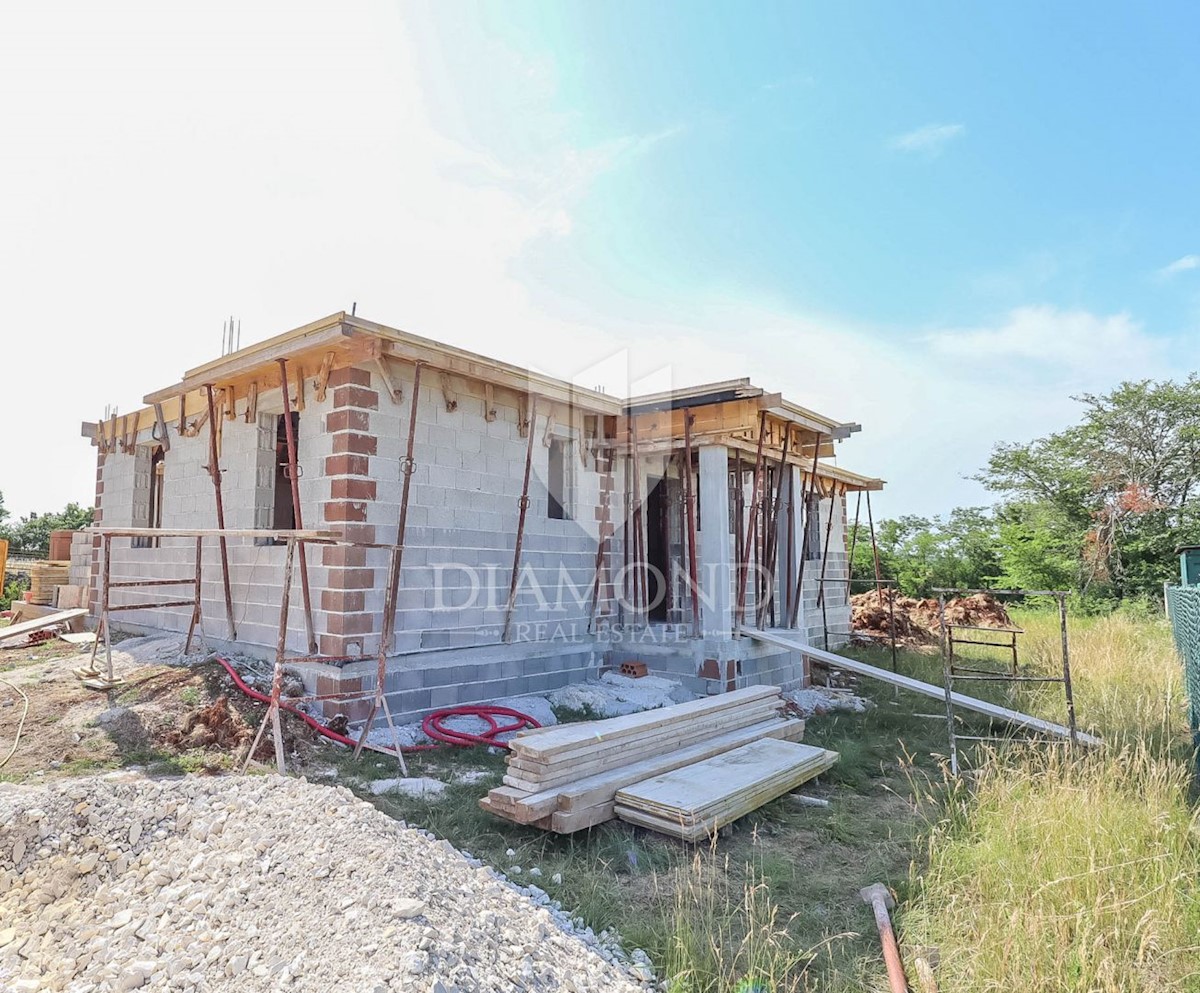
[
  {"x1": 1, "y1": 1, "x2": 1196, "y2": 518},
  {"x1": 409, "y1": 1, "x2": 1200, "y2": 336}
]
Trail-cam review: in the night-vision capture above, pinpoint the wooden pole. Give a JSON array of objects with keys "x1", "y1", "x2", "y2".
[
  {"x1": 503, "y1": 394, "x2": 539, "y2": 642},
  {"x1": 631, "y1": 422, "x2": 648, "y2": 622},
  {"x1": 276, "y1": 359, "x2": 317, "y2": 655},
  {"x1": 204, "y1": 385, "x2": 237, "y2": 640}
]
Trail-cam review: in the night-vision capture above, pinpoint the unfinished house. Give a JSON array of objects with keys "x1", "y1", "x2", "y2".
[{"x1": 78, "y1": 312, "x2": 883, "y2": 723}]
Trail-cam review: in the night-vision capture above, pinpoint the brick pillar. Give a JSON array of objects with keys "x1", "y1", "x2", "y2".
[
  {"x1": 88, "y1": 450, "x2": 106, "y2": 619},
  {"x1": 593, "y1": 448, "x2": 617, "y2": 623},
  {"x1": 319, "y1": 365, "x2": 378, "y2": 663}
]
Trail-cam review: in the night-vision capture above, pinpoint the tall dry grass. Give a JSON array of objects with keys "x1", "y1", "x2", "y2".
[{"x1": 901, "y1": 610, "x2": 1200, "y2": 992}]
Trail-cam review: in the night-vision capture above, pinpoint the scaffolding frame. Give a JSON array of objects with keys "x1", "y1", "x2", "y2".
[{"x1": 933, "y1": 587, "x2": 1078, "y2": 776}]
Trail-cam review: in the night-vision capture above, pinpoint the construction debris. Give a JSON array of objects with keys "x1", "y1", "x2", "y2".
[
  {"x1": 163, "y1": 695, "x2": 252, "y2": 750},
  {"x1": 482, "y1": 686, "x2": 822, "y2": 835},
  {"x1": 0, "y1": 774, "x2": 648, "y2": 992},
  {"x1": 0, "y1": 608, "x2": 88, "y2": 646},
  {"x1": 851, "y1": 591, "x2": 1014, "y2": 644}
]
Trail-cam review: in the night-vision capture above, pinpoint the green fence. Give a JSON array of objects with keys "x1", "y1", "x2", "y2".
[{"x1": 1167, "y1": 585, "x2": 1200, "y2": 751}]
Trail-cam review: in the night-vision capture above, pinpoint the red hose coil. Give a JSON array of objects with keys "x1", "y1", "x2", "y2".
[{"x1": 215, "y1": 656, "x2": 540, "y2": 753}]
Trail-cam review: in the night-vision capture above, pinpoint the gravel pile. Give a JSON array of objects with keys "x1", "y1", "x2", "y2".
[{"x1": 0, "y1": 774, "x2": 647, "y2": 993}]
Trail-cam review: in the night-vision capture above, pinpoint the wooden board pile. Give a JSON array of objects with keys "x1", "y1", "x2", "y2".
[
  {"x1": 30, "y1": 561, "x2": 71, "y2": 605},
  {"x1": 615, "y1": 737, "x2": 838, "y2": 842},
  {"x1": 482, "y1": 685, "x2": 834, "y2": 837}
]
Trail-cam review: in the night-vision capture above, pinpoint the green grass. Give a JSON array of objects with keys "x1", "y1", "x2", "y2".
[
  {"x1": 896, "y1": 609, "x2": 1200, "y2": 993},
  {"x1": 323, "y1": 608, "x2": 1198, "y2": 991}
]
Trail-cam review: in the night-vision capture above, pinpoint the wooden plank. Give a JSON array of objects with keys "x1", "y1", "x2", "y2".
[
  {"x1": 510, "y1": 685, "x2": 779, "y2": 759},
  {"x1": 499, "y1": 703, "x2": 784, "y2": 792},
  {"x1": 0, "y1": 609, "x2": 88, "y2": 644},
  {"x1": 505, "y1": 701, "x2": 783, "y2": 778},
  {"x1": 616, "y1": 739, "x2": 835, "y2": 820},
  {"x1": 491, "y1": 717, "x2": 804, "y2": 826},
  {"x1": 93, "y1": 528, "x2": 341, "y2": 540},
  {"x1": 740, "y1": 627, "x2": 1101, "y2": 745},
  {"x1": 614, "y1": 745, "x2": 838, "y2": 841}
]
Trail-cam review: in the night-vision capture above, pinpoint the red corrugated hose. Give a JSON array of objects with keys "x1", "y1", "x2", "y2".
[{"x1": 216, "y1": 656, "x2": 540, "y2": 753}]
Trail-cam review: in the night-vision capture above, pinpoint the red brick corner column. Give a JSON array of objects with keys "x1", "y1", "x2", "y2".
[
  {"x1": 88, "y1": 450, "x2": 106, "y2": 619},
  {"x1": 319, "y1": 365, "x2": 379, "y2": 672}
]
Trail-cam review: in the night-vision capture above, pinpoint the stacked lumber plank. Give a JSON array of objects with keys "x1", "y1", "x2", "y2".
[
  {"x1": 614, "y1": 738, "x2": 838, "y2": 842},
  {"x1": 481, "y1": 686, "x2": 807, "y2": 833},
  {"x1": 30, "y1": 561, "x2": 70, "y2": 605}
]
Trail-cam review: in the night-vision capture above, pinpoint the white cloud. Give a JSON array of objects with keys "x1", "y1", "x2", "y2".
[
  {"x1": 923, "y1": 306, "x2": 1167, "y2": 384},
  {"x1": 1158, "y1": 254, "x2": 1200, "y2": 278},
  {"x1": 889, "y1": 123, "x2": 966, "y2": 157}
]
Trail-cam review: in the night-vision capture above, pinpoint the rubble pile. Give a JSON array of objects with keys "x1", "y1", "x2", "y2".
[
  {"x1": 850, "y1": 590, "x2": 1014, "y2": 645},
  {"x1": 0, "y1": 774, "x2": 646, "y2": 992}
]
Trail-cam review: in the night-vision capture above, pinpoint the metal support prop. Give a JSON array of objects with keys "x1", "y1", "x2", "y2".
[
  {"x1": 204, "y1": 385, "x2": 237, "y2": 640},
  {"x1": 244, "y1": 536, "x2": 296, "y2": 774},
  {"x1": 735, "y1": 411, "x2": 768, "y2": 628},
  {"x1": 845, "y1": 490, "x2": 862, "y2": 601},
  {"x1": 787, "y1": 434, "x2": 823, "y2": 629},
  {"x1": 355, "y1": 363, "x2": 423, "y2": 768},
  {"x1": 1058, "y1": 593, "x2": 1078, "y2": 743},
  {"x1": 938, "y1": 593, "x2": 958, "y2": 776},
  {"x1": 733, "y1": 451, "x2": 745, "y2": 608},
  {"x1": 784, "y1": 473, "x2": 796, "y2": 624},
  {"x1": 503, "y1": 393, "x2": 539, "y2": 643},
  {"x1": 588, "y1": 444, "x2": 615, "y2": 634},
  {"x1": 866, "y1": 489, "x2": 884, "y2": 606},
  {"x1": 757, "y1": 427, "x2": 791, "y2": 628},
  {"x1": 682, "y1": 413, "x2": 701, "y2": 636},
  {"x1": 631, "y1": 422, "x2": 648, "y2": 622},
  {"x1": 277, "y1": 359, "x2": 317, "y2": 655},
  {"x1": 816, "y1": 482, "x2": 841, "y2": 650},
  {"x1": 184, "y1": 536, "x2": 202, "y2": 653}
]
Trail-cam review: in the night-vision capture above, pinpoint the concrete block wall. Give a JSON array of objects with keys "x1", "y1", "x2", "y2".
[
  {"x1": 799, "y1": 488, "x2": 851, "y2": 648},
  {"x1": 90, "y1": 380, "x2": 335, "y2": 655},
  {"x1": 362, "y1": 362, "x2": 620, "y2": 657}
]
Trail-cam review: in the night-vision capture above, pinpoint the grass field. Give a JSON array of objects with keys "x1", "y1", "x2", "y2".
[
  {"x1": 344, "y1": 608, "x2": 1199, "y2": 992},
  {"x1": 4, "y1": 608, "x2": 1194, "y2": 990}
]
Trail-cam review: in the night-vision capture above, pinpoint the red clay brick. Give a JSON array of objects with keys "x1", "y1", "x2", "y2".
[
  {"x1": 324, "y1": 453, "x2": 369, "y2": 477},
  {"x1": 322, "y1": 589, "x2": 365, "y2": 612},
  {"x1": 322, "y1": 545, "x2": 367, "y2": 568},
  {"x1": 336, "y1": 523, "x2": 377, "y2": 545},
  {"x1": 699, "y1": 658, "x2": 720, "y2": 680},
  {"x1": 332, "y1": 385, "x2": 379, "y2": 411},
  {"x1": 332, "y1": 432, "x2": 378, "y2": 456},
  {"x1": 325, "y1": 408, "x2": 371, "y2": 433},
  {"x1": 330, "y1": 477, "x2": 377, "y2": 501},
  {"x1": 327, "y1": 365, "x2": 372, "y2": 389},
  {"x1": 327, "y1": 567, "x2": 375, "y2": 589},
  {"x1": 327, "y1": 611, "x2": 375, "y2": 636},
  {"x1": 323, "y1": 501, "x2": 367, "y2": 523}
]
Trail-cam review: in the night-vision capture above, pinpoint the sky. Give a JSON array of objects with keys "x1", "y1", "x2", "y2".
[{"x1": 1, "y1": 1, "x2": 1197, "y2": 521}]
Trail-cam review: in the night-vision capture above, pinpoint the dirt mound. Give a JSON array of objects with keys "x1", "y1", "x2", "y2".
[
  {"x1": 164, "y1": 695, "x2": 252, "y2": 750},
  {"x1": 850, "y1": 590, "x2": 1013, "y2": 644}
]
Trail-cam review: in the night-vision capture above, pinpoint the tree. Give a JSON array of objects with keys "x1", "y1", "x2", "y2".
[
  {"x1": 979, "y1": 376, "x2": 1200, "y2": 599},
  {"x1": 0, "y1": 501, "x2": 94, "y2": 556},
  {"x1": 850, "y1": 507, "x2": 1001, "y2": 596}
]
